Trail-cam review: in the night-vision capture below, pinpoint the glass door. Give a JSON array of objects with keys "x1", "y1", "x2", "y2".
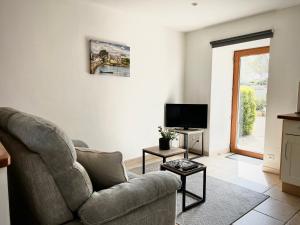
[{"x1": 230, "y1": 46, "x2": 270, "y2": 159}]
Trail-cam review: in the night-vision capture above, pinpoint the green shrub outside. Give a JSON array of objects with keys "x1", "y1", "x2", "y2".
[{"x1": 239, "y1": 86, "x2": 256, "y2": 136}]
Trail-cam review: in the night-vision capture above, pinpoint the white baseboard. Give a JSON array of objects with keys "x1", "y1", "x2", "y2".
[{"x1": 263, "y1": 165, "x2": 280, "y2": 175}]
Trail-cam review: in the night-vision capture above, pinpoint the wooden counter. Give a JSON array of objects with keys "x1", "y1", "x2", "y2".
[
  {"x1": 0, "y1": 143, "x2": 10, "y2": 168},
  {"x1": 278, "y1": 113, "x2": 300, "y2": 121}
]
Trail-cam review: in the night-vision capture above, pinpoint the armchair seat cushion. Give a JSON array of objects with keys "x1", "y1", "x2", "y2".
[
  {"x1": 78, "y1": 171, "x2": 181, "y2": 225},
  {"x1": 127, "y1": 171, "x2": 140, "y2": 179}
]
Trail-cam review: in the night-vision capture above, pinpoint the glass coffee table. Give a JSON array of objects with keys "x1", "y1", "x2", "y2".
[{"x1": 160, "y1": 159, "x2": 206, "y2": 212}]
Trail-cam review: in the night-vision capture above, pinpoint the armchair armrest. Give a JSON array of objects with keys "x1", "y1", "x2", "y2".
[{"x1": 78, "y1": 171, "x2": 181, "y2": 225}]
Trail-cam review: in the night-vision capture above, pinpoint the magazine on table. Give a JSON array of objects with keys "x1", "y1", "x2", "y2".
[{"x1": 165, "y1": 159, "x2": 200, "y2": 171}]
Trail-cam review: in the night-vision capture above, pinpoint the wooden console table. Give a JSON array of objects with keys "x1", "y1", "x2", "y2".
[
  {"x1": 0, "y1": 143, "x2": 10, "y2": 168},
  {"x1": 142, "y1": 146, "x2": 186, "y2": 174}
]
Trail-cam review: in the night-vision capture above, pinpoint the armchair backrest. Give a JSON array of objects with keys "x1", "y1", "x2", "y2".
[{"x1": 0, "y1": 108, "x2": 93, "y2": 225}]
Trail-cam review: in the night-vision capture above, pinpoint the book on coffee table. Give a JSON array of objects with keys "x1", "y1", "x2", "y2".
[{"x1": 164, "y1": 159, "x2": 200, "y2": 171}]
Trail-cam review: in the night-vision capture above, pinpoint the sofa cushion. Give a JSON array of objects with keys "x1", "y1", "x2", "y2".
[
  {"x1": 127, "y1": 171, "x2": 140, "y2": 180},
  {"x1": 76, "y1": 147, "x2": 128, "y2": 190},
  {"x1": 0, "y1": 107, "x2": 93, "y2": 211}
]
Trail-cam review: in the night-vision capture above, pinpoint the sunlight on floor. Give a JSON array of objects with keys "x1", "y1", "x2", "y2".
[{"x1": 195, "y1": 153, "x2": 280, "y2": 193}]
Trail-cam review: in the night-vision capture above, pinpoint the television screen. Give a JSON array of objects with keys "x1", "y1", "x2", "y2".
[{"x1": 165, "y1": 104, "x2": 208, "y2": 129}]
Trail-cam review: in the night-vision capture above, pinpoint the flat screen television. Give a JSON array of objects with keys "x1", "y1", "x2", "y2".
[{"x1": 165, "y1": 104, "x2": 208, "y2": 130}]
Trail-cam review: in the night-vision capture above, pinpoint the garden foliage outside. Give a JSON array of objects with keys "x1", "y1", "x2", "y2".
[{"x1": 239, "y1": 86, "x2": 256, "y2": 136}]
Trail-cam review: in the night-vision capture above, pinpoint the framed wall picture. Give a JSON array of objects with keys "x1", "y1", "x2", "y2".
[{"x1": 90, "y1": 40, "x2": 130, "y2": 77}]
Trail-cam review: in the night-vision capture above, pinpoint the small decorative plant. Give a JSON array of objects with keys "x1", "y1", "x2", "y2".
[
  {"x1": 158, "y1": 126, "x2": 177, "y2": 140},
  {"x1": 158, "y1": 126, "x2": 177, "y2": 150}
]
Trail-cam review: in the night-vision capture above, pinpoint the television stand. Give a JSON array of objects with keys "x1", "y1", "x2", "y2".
[
  {"x1": 175, "y1": 128, "x2": 200, "y2": 131},
  {"x1": 172, "y1": 129, "x2": 205, "y2": 159}
]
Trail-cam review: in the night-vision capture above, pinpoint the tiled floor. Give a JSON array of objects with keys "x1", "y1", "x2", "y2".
[
  {"x1": 193, "y1": 154, "x2": 300, "y2": 225},
  {"x1": 127, "y1": 152, "x2": 300, "y2": 224}
]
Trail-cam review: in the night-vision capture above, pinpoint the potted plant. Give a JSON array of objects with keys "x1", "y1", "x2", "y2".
[{"x1": 158, "y1": 126, "x2": 177, "y2": 150}]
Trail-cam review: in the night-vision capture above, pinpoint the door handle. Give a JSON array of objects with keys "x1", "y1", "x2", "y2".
[{"x1": 285, "y1": 142, "x2": 288, "y2": 160}]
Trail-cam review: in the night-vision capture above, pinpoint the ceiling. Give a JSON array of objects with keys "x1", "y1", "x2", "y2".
[{"x1": 91, "y1": 0, "x2": 300, "y2": 32}]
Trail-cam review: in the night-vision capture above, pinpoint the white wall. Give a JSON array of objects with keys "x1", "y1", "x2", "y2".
[
  {"x1": 185, "y1": 6, "x2": 300, "y2": 172},
  {"x1": 0, "y1": 0, "x2": 184, "y2": 160},
  {"x1": 210, "y1": 39, "x2": 270, "y2": 156}
]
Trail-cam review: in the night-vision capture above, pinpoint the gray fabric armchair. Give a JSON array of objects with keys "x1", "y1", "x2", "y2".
[{"x1": 0, "y1": 108, "x2": 181, "y2": 225}]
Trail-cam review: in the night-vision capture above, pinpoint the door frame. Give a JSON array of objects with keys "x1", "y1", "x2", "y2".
[{"x1": 230, "y1": 46, "x2": 270, "y2": 159}]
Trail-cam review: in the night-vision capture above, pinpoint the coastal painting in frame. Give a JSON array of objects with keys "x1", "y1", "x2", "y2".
[{"x1": 90, "y1": 40, "x2": 130, "y2": 77}]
